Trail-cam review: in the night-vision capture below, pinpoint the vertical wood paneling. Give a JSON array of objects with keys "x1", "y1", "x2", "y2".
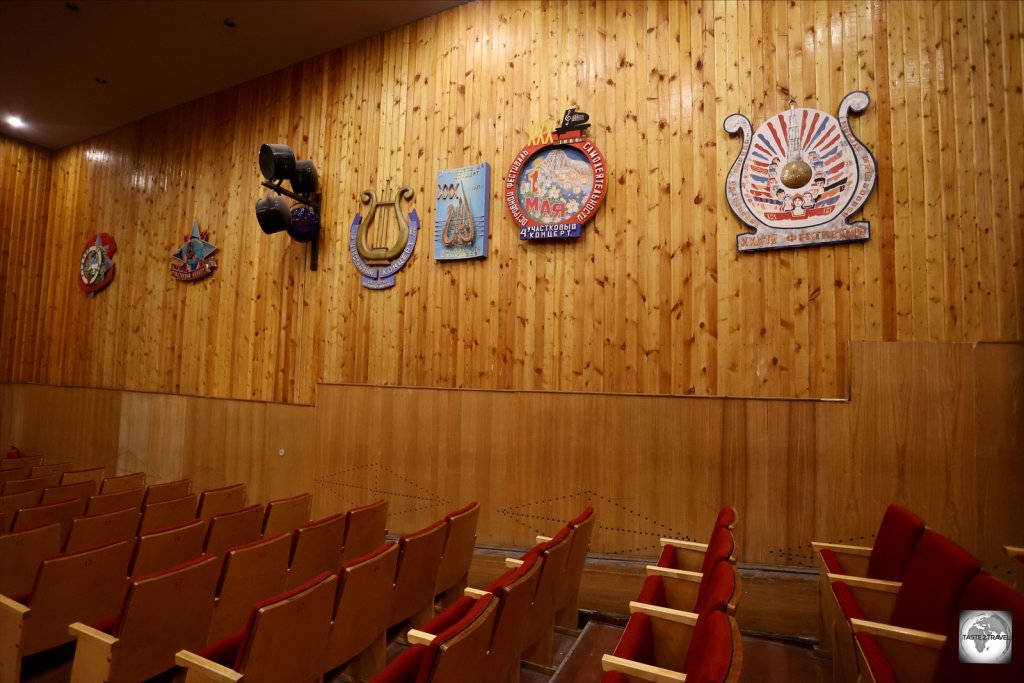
[{"x1": 1, "y1": 0, "x2": 1022, "y2": 406}]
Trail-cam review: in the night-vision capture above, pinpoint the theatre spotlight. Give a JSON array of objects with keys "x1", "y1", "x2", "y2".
[{"x1": 255, "y1": 143, "x2": 323, "y2": 270}]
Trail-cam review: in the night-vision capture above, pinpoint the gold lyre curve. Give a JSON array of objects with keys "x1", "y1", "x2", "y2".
[{"x1": 356, "y1": 186, "x2": 415, "y2": 266}]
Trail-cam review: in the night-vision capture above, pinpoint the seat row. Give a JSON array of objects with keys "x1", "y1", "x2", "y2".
[
  {"x1": 600, "y1": 506, "x2": 743, "y2": 683},
  {"x1": 814, "y1": 503, "x2": 1024, "y2": 683},
  {"x1": 362, "y1": 506, "x2": 595, "y2": 683}
]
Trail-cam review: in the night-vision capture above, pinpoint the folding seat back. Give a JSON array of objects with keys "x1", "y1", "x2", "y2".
[
  {"x1": 420, "y1": 594, "x2": 498, "y2": 682},
  {"x1": 85, "y1": 487, "x2": 145, "y2": 516},
  {"x1": 2, "y1": 473, "x2": 59, "y2": 495},
  {"x1": 555, "y1": 507, "x2": 595, "y2": 619},
  {"x1": 28, "y1": 462, "x2": 73, "y2": 479},
  {"x1": 0, "y1": 522, "x2": 61, "y2": 598},
  {"x1": 203, "y1": 503, "x2": 264, "y2": 562},
  {"x1": 208, "y1": 532, "x2": 292, "y2": 642},
  {"x1": 65, "y1": 506, "x2": 140, "y2": 552},
  {"x1": 695, "y1": 560, "x2": 741, "y2": 615},
  {"x1": 657, "y1": 527, "x2": 735, "y2": 574},
  {"x1": 260, "y1": 492, "x2": 313, "y2": 536},
  {"x1": 525, "y1": 528, "x2": 574, "y2": 633},
  {"x1": 863, "y1": 503, "x2": 927, "y2": 581},
  {"x1": 139, "y1": 493, "x2": 198, "y2": 534},
  {"x1": 11, "y1": 455, "x2": 43, "y2": 470},
  {"x1": 0, "y1": 466, "x2": 30, "y2": 484},
  {"x1": 683, "y1": 610, "x2": 741, "y2": 683},
  {"x1": 11, "y1": 539, "x2": 133, "y2": 657},
  {"x1": 143, "y1": 478, "x2": 191, "y2": 505},
  {"x1": 389, "y1": 519, "x2": 447, "y2": 629},
  {"x1": 73, "y1": 555, "x2": 220, "y2": 683},
  {"x1": 0, "y1": 459, "x2": 28, "y2": 472},
  {"x1": 714, "y1": 506, "x2": 738, "y2": 531},
  {"x1": 40, "y1": 479, "x2": 97, "y2": 505},
  {"x1": 434, "y1": 502, "x2": 480, "y2": 601},
  {"x1": 131, "y1": 518, "x2": 206, "y2": 577},
  {"x1": 60, "y1": 466, "x2": 106, "y2": 488},
  {"x1": 326, "y1": 541, "x2": 399, "y2": 672},
  {"x1": 196, "y1": 483, "x2": 247, "y2": 520},
  {"x1": 484, "y1": 554, "x2": 542, "y2": 683},
  {"x1": 287, "y1": 512, "x2": 346, "y2": 589},
  {"x1": 0, "y1": 490, "x2": 41, "y2": 530},
  {"x1": 888, "y1": 530, "x2": 980, "y2": 633},
  {"x1": 341, "y1": 498, "x2": 388, "y2": 564},
  {"x1": 12, "y1": 497, "x2": 86, "y2": 544},
  {"x1": 99, "y1": 471, "x2": 146, "y2": 494}
]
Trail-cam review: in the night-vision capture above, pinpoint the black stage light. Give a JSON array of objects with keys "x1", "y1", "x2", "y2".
[
  {"x1": 259, "y1": 143, "x2": 296, "y2": 181},
  {"x1": 255, "y1": 195, "x2": 291, "y2": 234},
  {"x1": 291, "y1": 160, "x2": 319, "y2": 194},
  {"x1": 256, "y1": 143, "x2": 324, "y2": 270}
]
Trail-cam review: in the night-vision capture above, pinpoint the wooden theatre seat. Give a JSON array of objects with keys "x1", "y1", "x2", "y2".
[
  {"x1": 65, "y1": 506, "x2": 140, "y2": 553},
  {"x1": 99, "y1": 472, "x2": 146, "y2": 494},
  {"x1": 85, "y1": 487, "x2": 145, "y2": 516},
  {"x1": 0, "y1": 467, "x2": 30, "y2": 485},
  {"x1": 827, "y1": 530, "x2": 981, "y2": 683},
  {"x1": 176, "y1": 572, "x2": 338, "y2": 683},
  {"x1": 656, "y1": 526, "x2": 738, "y2": 574},
  {"x1": 130, "y1": 518, "x2": 207, "y2": 577},
  {"x1": 0, "y1": 523, "x2": 61, "y2": 599},
  {"x1": 60, "y1": 466, "x2": 106, "y2": 488},
  {"x1": 286, "y1": 512, "x2": 346, "y2": 590},
  {"x1": 208, "y1": 532, "x2": 291, "y2": 643},
  {"x1": 1, "y1": 474, "x2": 60, "y2": 496},
  {"x1": 143, "y1": 479, "x2": 192, "y2": 506},
  {"x1": 197, "y1": 483, "x2": 247, "y2": 521},
  {"x1": 812, "y1": 503, "x2": 926, "y2": 653},
  {"x1": 507, "y1": 526, "x2": 574, "y2": 668},
  {"x1": 0, "y1": 460, "x2": 28, "y2": 472},
  {"x1": 388, "y1": 519, "x2": 448, "y2": 635},
  {"x1": 1007, "y1": 545, "x2": 1024, "y2": 588},
  {"x1": 373, "y1": 593, "x2": 499, "y2": 683},
  {"x1": 601, "y1": 606, "x2": 742, "y2": 683},
  {"x1": 204, "y1": 504, "x2": 265, "y2": 564},
  {"x1": 539, "y1": 506, "x2": 595, "y2": 632},
  {"x1": 40, "y1": 479, "x2": 97, "y2": 506},
  {"x1": 324, "y1": 542, "x2": 399, "y2": 680},
  {"x1": 27, "y1": 462, "x2": 73, "y2": 480},
  {"x1": 138, "y1": 493, "x2": 198, "y2": 534},
  {"x1": 0, "y1": 491, "x2": 41, "y2": 532},
  {"x1": 639, "y1": 560, "x2": 742, "y2": 619},
  {"x1": 0, "y1": 539, "x2": 133, "y2": 682},
  {"x1": 340, "y1": 498, "x2": 388, "y2": 564},
  {"x1": 69, "y1": 555, "x2": 220, "y2": 683},
  {"x1": 261, "y1": 492, "x2": 313, "y2": 537},
  {"x1": 434, "y1": 502, "x2": 480, "y2": 609},
  {"x1": 12, "y1": 497, "x2": 86, "y2": 545}
]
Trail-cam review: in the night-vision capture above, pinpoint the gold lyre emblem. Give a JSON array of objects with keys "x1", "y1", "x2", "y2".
[
  {"x1": 356, "y1": 185, "x2": 415, "y2": 266},
  {"x1": 439, "y1": 183, "x2": 475, "y2": 246}
]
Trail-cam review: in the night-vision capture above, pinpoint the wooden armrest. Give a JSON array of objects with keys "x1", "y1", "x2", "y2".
[
  {"x1": 629, "y1": 601, "x2": 698, "y2": 626},
  {"x1": 536, "y1": 535, "x2": 552, "y2": 543},
  {"x1": 406, "y1": 629, "x2": 436, "y2": 646},
  {"x1": 505, "y1": 558, "x2": 524, "y2": 568},
  {"x1": 0, "y1": 594, "x2": 29, "y2": 616},
  {"x1": 69, "y1": 622, "x2": 119, "y2": 682},
  {"x1": 1006, "y1": 546, "x2": 1024, "y2": 558},
  {"x1": 850, "y1": 618, "x2": 946, "y2": 648},
  {"x1": 826, "y1": 573, "x2": 901, "y2": 592},
  {"x1": 645, "y1": 565, "x2": 702, "y2": 582},
  {"x1": 660, "y1": 537, "x2": 708, "y2": 552},
  {"x1": 463, "y1": 587, "x2": 489, "y2": 598},
  {"x1": 601, "y1": 654, "x2": 686, "y2": 682},
  {"x1": 812, "y1": 541, "x2": 873, "y2": 556},
  {"x1": 176, "y1": 650, "x2": 244, "y2": 683},
  {"x1": 69, "y1": 622, "x2": 118, "y2": 646}
]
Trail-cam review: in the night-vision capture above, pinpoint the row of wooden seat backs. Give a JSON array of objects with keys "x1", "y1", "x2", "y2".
[{"x1": 0, "y1": 465, "x2": 125, "y2": 494}]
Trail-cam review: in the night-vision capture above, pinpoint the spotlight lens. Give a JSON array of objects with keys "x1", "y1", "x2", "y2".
[
  {"x1": 5, "y1": 115, "x2": 26, "y2": 128},
  {"x1": 287, "y1": 207, "x2": 321, "y2": 243},
  {"x1": 255, "y1": 195, "x2": 291, "y2": 234}
]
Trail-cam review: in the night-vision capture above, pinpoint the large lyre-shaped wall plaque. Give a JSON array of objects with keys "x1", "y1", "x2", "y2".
[{"x1": 348, "y1": 185, "x2": 419, "y2": 289}]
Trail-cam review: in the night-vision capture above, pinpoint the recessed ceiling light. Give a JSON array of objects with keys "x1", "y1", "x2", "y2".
[{"x1": 5, "y1": 115, "x2": 26, "y2": 128}]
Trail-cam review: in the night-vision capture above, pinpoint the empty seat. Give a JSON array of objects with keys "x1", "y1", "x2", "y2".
[
  {"x1": 0, "y1": 490, "x2": 41, "y2": 531},
  {"x1": 388, "y1": 519, "x2": 448, "y2": 635},
  {"x1": 85, "y1": 487, "x2": 145, "y2": 516},
  {"x1": 434, "y1": 502, "x2": 480, "y2": 608},
  {"x1": 813, "y1": 503, "x2": 926, "y2": 652},
  {"x1": 27, "y1": 462, "x2": 73, "y2": 479},
  {"x1": 287, "y1": 512, "x2": 346, "y2": 589},
  {"x1": 208, "y1": 532, "x2": 292, "y2": 643},
  {"x1": 372, "y1": 593, "x2": 498, "y2": 683},
  {"x1": 12, "y1": 497, "x2": 86, "y2": 545},
  {"x1": 828, "y1": 530, "x2": 981, "y2": 683},
  {"x1": 2, "y1": 473, "x2": 60, "y2": 495},
  {"x1": 657, "y1": 526, "x2": 737, "y2": 573},
  {"x1": 0, "y1": 459, "x2": 29, "y2": 472},
  {"x1": 0, "y1": 523, "x2": 61, "y2": 598},
  {"x1": 176, "y1": 572, "x2": 338, "y2": 683},
  {"x1": 69, "y1": 555, "x2": 220, "y2": 683},
  {"x1": 60, "y1": 466, "x2": 106, "y2": 488},
  {"x1": 204, "y1": 503, "x2": 265, "y2": 563},
  {"x1": 514, "y1": 526, "x2": 575, "y2": 667},
  {"x1": 65, "y1": 506, "x2": 140, "y2": 553},
  {"x1": 0, "y1": 539, "x2": 133, "y2": 681},
  {"x1": 40, "y1": 479, "x2": 98, "y2": 505},
  {"x1": 0, "y1": 466, "x2": 30, "y2": 484},
  {"x1": 601, "y1": 606, "x2": 741, "y2": 683},
  {"x1": 324, "y1": 542, "x2": 400, "y2": 679},
  {"x1": 552, "y1": 507, "x2": 595, "y2": 631},
  {"x1": 261, "y1": 492, "x2": 313, "y2": 536},
  {"x1": 143, "y1": 479, "x2": 192, "y2": 505},
  {"x1": 341, "y1": 498, "x2": 388, "y2": 564},
  {"x1": 131, "y1": 518, "x2": 207, "y2": 577},
  {"x1": 639, "y1": 558, "x2": 742, "y2": 617},
  {"x1": 196, "y1": 483, "x2": 247, "y2": 521},
  {"x1": 138, "y1": 493, "x2": 198, "y2": 534},
  {"x1": 99, "y1": 471, "x2": 146, "y2": 494}
]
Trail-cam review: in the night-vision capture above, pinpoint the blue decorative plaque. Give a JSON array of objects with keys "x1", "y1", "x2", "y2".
[{"x1": 434, "y1": 163, "x2": 490, "y2": 261}]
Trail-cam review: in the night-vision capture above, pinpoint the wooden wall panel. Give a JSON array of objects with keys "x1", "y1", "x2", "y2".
[{"x1": 1, "y1": 1, "x2": 1021, "y2": 404}]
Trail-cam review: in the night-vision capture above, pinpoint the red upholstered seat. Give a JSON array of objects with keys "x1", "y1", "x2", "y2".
[
  {"x1": 612, "y1": 611, "x2": 656, "y2": 664},
  {"x1": 694, "y1": 561, "x2": 738, "y2": 615},
  {"x1": 888, "y1": 532, "x2": 980, "y2": 632},
  {"x1": 658, "y1": 526, "x2": 734, "y2": 573},
  {"x1": 601, "y1": 673, "x2": 628, "y2": 683},
  {"x1": 713, "y1": 506, "x2": 737, "y2": 531},
  {"x1": 854, "y1": 631, "x2": 899, "y2": 683},
  {"x1": 819, "y1": 547, "x2": 845, "y2": 574},
  {"x1": 636, "y1": 575, "x2": 667, "y2": 606},
  {"x1": 684, "y1": 610, "x2": 735, "y2": 683},
  {"x1": 865, "y1": 504, "x2": 927, "y2": 581},
  {"x1": 831, "y1": 581, "x2": 868, "y2": 621}
]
